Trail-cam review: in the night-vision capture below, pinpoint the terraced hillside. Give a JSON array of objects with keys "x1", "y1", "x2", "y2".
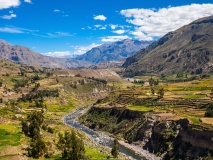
[
  {"x1": 80, "y1": 76, "x2": 213, "y2": 159},
  {"x1": 0, "y1": 59, "x2": 120, "y2": 160}
]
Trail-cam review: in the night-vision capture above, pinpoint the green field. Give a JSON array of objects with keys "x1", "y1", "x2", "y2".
[{"x1": 0, "y1": 124, "x2": 21, "y2": 147}]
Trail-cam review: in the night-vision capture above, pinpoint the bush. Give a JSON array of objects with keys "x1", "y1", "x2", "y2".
[
  {"x1": 205, "y1": 103, "x2": 213, "y2": 117},
  {"x1": 47, "y1": 127, "x2": 54, "y2": 133}
]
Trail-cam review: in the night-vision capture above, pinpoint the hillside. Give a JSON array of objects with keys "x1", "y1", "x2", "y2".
[
  {"x1": 0, "y1": 39, "x2": 91, "y2": 68},
  {"x1": 75, "y1": 39, "x2": 151, "y2": 64},
  {"x1": 0, "y1": 58, "x2": 120, "y2": 159},
  {"x1": 123, "y1": 16, "x2": 213, "y2": 77},
  {"x1": 80, "y1": 74, "x2": 213, "y2": 159}
]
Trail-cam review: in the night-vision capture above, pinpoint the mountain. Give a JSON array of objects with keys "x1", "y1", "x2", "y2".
[
  {"x1": 0, "y1": 39, "x2": 91, "y2": 68},
  {"x1": 123, "y1": 16, "x2": 213, "y2": 77},
  {"x1": 75, "y1": 39, "x2": 152, "y2": 64}
]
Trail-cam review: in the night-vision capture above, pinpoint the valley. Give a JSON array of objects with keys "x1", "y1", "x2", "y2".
[
  {"x1": 0, "y1": 57, "x2": 212, "y2": 159},
  {"x1": 79, "y1": 76, "x2": 213, "y2": 159},
  {"x1": 0, "y1": 5, "x2": 213, "y2": 159}
]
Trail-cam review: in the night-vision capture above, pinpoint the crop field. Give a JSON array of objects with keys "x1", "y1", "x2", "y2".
[{"x1": 98, "y1": 76, "x2": 213, "y2": 127}]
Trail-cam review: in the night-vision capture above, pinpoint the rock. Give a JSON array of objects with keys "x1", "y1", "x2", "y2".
[{"x1": 13, "y1": 114, "x2": 23, "y2": 119}]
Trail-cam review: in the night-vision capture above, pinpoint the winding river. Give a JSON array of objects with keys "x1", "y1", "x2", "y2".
[{"x1": 63, "y1": 106, "x2": 161, "y2": 160}]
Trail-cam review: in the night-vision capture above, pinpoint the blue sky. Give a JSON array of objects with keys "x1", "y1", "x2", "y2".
[{"x1": 0, "y1": 0, "x2": 213, "y2": 57}]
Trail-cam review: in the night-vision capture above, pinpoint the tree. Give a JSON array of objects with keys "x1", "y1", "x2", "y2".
[
  {"x1": 158, "y1": 88, "x2": 164, "y2": 99},
  {"x1": 151, "y1": 88, "x2": 155, "y2": 95},
  {"x1": 22, "y1": 111, "x2": 44, "y2": 138},
  {"x1": 57, "y1": 130, "x2": 88, "y2": 160},
  {"x1": 21, "y1": 120, "x2": 29, "y2": 135},
  {"x1": 205, "y1": 103, "x2": 213, "y2": 117},
  {"x1": 111, "y1": 138, "x2": 119, "y2": 158},
  {"x1": 28, "y1": 136, "x2": 47, "y2": 158}
]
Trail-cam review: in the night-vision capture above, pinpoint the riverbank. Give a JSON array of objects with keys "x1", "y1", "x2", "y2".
[{"x1": 63, "y1": 106, "x2": 161, "y2": 160}]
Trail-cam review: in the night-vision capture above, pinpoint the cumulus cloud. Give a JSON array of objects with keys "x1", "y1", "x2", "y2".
[
  {"x1": 0, "y1": 0, "x2": 20, "y2": 10},
  {"x1": 94, "y1": 15, "x2": 107, "y2": 21},
  {"x1": 101, "y1": 35, "x2": 130, "y2": 42},
  {"x1": 24, "y1": 0, "x2": 32, "y2": 3},
  {"x1": 43, "y1": 51, "x2": 71, "y2": 58},
  {"x1": 1, "y1": 13, "x2": 16, "y2": 20},
  {"x1": 72, "y1": 43, "x2": 101, "y2": 55},
  {"x1": 109, "y1": 24, "x2": 118, "y2": 30},
  {"x1": 120, "y1": 4, "x2": 213, "y2": 40},
  {"x1": 112, "y1": 29, "x2": 126, "y2": 34}
]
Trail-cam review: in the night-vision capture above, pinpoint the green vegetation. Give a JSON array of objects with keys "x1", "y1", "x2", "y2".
[
  {"x1": 0, "y1": 59, "x2": 114, "y2": 159},
  {"x1": 205, "y1": 103, "x2": 213, "y2": 117},
  {"x1": 182, "y1": 94, "x2": 206, "y2": 99},
  {"x1": 0, "y1": 125, "x2": 21, "y2": 147},
  {"x1": 57, "y1": 130, "x2": 88, "y2": 160},
  {"x1": 127, "y1": 105, "x2": 154, "y2": 112},
  {"x1": 111, "y1": 138, "x2": 119, "y2": 158}
]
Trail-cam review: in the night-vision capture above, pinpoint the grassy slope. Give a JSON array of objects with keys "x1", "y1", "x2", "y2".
[
  {"x1": 96, "y1": 76, "x2": 213, "y2": 126},
  {"x1": 0, "y1": 59, "x2": 117, "y2": 160}
]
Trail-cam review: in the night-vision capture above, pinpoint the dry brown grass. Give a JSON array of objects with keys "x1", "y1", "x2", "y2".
[{"x1": 200, "y1": 118, "x2": 213, "y2": 125}]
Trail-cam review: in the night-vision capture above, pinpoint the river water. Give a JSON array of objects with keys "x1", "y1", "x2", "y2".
[{"x1": 63, "y1": 107, "x2": 159, "y2": 160}]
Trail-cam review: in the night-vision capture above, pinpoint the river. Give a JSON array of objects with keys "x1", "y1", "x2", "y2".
[{"x1": 63, "y1": 106, "x2": 161, "y2": 160}]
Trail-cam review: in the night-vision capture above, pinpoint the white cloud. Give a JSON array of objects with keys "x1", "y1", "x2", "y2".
[
  {"x1": 0, "y1": 0, "x2": 20, "y2": 10},
  {"x1": 72, "y1": 43, "x2": 101, "y2": 55},
  {"x1": 94, "y1": 25, "x2": 101, "y2": 28},
  {"x1": 0, "y1": 26, "x2": 38, "y2": 34},
  {"x1": 53, "y1": 9, "x2": 61, "y2": 12},
  {"x1": 0, "y1": 27, "x2": 23, "y2": 33},
  {"x1": 100, "y1": 26, "x2": 107, "y2": 30},
  {"x1": 120, "y1": 4, "x2": 213, "y2": 40},
  {"x1": 43, "y1": 51, "x2": 71, "y2": 58},
  {"x1": 24, "y1": 0, "x2": 32, "y2": 3},
  {"x1": 112, "y1": 29, "x2": 126, "y2": 34},
  {"x1": 1, "y1": 13, "x2": 16, "y2": 20},
  {"x1": 94, "y1": 15, "x2": 107, "y2": 21},
  {"x1": 101, "y1": 35, "x2": 130, "y2": 42},
  {"x1": 109, "y1": 24, "x2": 118, "y2": 30},
  {"x1": 47, "y1": 32, "x2": 71, "y2": 37}
]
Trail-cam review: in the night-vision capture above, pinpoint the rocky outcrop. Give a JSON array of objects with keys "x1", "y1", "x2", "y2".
[{"x1": 80, "y1": 106, "x2": 213, "y2": 159}]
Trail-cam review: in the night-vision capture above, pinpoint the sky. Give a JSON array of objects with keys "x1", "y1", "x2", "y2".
[{"x1": 0, "y1": 0, "x2": 213, "y2": 57}]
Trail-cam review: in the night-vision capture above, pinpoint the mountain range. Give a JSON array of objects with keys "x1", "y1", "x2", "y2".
[
  {"x1": 75, "y1": 39, "x2": 151, "y2": 64},
  {"x1": 0, "y1": 39, "x2": 151, "y2": 68},
  {"x1": 0, "y1": 39, "x2": 91, "y2": 68},
  {"x1": 1, "y1": 16, "x2": 213, "y2": 75},
  {"x1": 123, "y1": 15, "x2": 213, "y2": 76}
]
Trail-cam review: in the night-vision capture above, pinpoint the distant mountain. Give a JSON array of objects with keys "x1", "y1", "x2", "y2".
[
  {"x1": 123, "y1": 16, "x2": 213, "y2": 77},
  {"x1": 0, "y1": 40, "x2": 91, "y2": 68},
  {"x1": 75, "y1": 39, "x2": 152, "y2": 64}
]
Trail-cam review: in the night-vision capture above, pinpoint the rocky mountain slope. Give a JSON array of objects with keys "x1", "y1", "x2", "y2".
[
  {"x1": 123, "y1": 16, "x2": 213, "y2": 77},
  {"x1": 0, "y1": 39, "x2": 91, "y2": 68},
  {"x1": 80, "y1": 106, "x2": 213, "y2": 160},
  {"x1": 75, "y1": 39, "x2": 151, "y2": 64}
]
